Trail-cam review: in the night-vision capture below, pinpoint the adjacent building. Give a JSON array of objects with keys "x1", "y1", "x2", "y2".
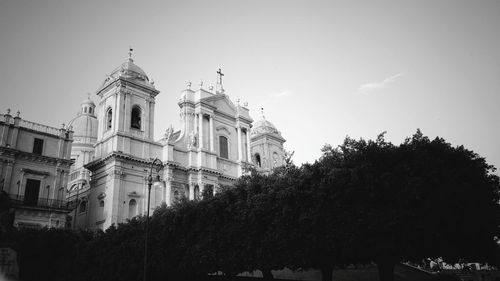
[{"x1": 0, "y1": 110, "x2": 73, "y2": 228}]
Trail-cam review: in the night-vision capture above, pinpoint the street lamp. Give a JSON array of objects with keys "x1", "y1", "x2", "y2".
[{"x1": 143, "y1": 158, "x2": 163, "y2": 281}]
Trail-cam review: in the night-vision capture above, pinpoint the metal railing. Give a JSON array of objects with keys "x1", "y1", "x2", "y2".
[{"x1": 9, "y1": 194, "x2": 72, "y2": 211}]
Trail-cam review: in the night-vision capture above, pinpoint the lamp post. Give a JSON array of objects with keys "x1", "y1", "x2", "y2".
[{"x1": 143, "y1": 158, "x2": 163, "y2": 281}]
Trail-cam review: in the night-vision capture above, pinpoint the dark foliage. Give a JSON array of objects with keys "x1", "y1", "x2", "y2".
[{"x1": 3, "y1": 131, "x2": 499, "y2": 281}]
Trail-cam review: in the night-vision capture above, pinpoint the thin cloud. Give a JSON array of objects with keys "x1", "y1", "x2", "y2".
[
  {"x1": 358, "y1": 73, "x2": 403, "y2": 93},
  {"x1": 260, "y1": 90, "x2": 293, "y2": 104},
  {"x1": 271, "y1": 90, "x2": 292, "y2": 98}
]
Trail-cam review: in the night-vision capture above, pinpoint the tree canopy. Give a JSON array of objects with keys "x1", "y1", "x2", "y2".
[{"x1": 3, "y1": 131, "x2": 499, "y2": 281}]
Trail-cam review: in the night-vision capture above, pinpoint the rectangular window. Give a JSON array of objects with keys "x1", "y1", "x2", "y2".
[
  {"x1": 33, "y1": 138, "x2": 44, "y2": 155},
  {"x1": 219, "y1": 136, "x2": 228, "y2": 159}
]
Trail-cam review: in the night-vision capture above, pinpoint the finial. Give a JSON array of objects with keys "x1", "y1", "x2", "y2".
[
  {"x1": 243, "y1": 102, "x2": 248, "y2": 107},
  {"x1": 6, "y1": 108, "x2": 10, "y2": 115},
  {"x1": 261, "y1": 107, "x2": 265, "y2": 119},
  {"x1": 87, "y1": 93, "x2": 91, "y2": 99},
  {"x1": 187, "y1": 81, "x2": 192, "y2": 89},
  {"x1": 199, "y1": 80, "x2": 204, "y2": 88},
  {"x1": 236, "y1": 98, "x2": 240, "y2": 105},
  {"x1": 128, "y1": 47, "x2": 134, "y2": 62},
  {"x1": 61, "y1": 123, "x2": 65, "y2": 129},
  {"x1": 209, "y1": 85, "x2": 214, "y2": 91},
  {"x1": 16, "y1": 110, "x2": 20, "y2": 118}
]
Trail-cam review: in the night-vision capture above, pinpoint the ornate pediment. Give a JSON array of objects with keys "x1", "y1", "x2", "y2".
[
  {"x1": 127, "y1": 191, "x2": 141, "y2": 198},
  {"x1": 203, "y1": 94, "x2": 237, "y2": 116},
  {"x1": 215, "y1": 125, "x2": 232, "y2": 135}
]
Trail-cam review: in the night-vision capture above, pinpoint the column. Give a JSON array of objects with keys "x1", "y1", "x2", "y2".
[
  {"x1": 0, "y1": 123, "x2": 7, "y2": 146},
  {"x1": 198, "y1": 113, "x2": 203, "y2": 149},
  {"x1": 52, "y1": 169, "x2": 60, "y2": 200},
  {"x1": 0, "y1": 161, "x2": 4, "y2": 190},
  {"x1": 59, "y1": 171, "x2": 68, "y2": 201},
  {"x1": 189, "y1": 183, "x2": 195, "y2": 200},
  {"x1": 209, "y1": 115, "x2": 214, "y2": 152},
  {"x1": 246, "y1": 128, "x2": 251, "y2": 162},
  {"x1": 4, "y1": 161, "x2": 13, "y2": 193},
  {"x1": 144, "y1": 99, "x2": 150, "y2": 138},
  {"x1": 165, "y1": 180, "x2": 172, "y2": 207},
  {"x1": 18, "y1": 171, "x2": 24, "y2": 197},
  {"x1": 117, "y1": 93, "x2": 124, "y2": 131},
  {"x1": 237, "y1": 126, "x2": 242, "y2": 161},
  {"x1": 113, "y1": 93, "x2": 119, "y2": 131},
  {"x1": 149, "y1": 100, "x2": 155, "y2": 139},
  {"x1": 97, "y1": 101, "x2": 105, "y2": 140},
  {"x1": 124, "y1": 93, "x2": 130, "y2": 132}
]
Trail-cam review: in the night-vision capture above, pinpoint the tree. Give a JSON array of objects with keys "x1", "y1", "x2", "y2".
[{"x1": 318, "y1": 131, "x2": 500, "y2": 281}]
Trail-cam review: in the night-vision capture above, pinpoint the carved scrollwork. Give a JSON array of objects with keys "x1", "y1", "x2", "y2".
[{"x1": 111, "y1": 169, "x2": 126, "y2": 179}]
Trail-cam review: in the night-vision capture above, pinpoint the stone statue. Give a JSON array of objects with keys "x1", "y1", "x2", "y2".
[
  {"x1": 188, "y1": 130, "x2": 197, "y2": 149},
  {"x1": 164, "y1": 125, "x2": 174, "y2": 141}
]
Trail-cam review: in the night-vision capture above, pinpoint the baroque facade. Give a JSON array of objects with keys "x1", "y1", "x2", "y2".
[
  {"x1": 67, "y1": 54, "x2": 286, "y2": 230},
  {"x1": 0, "y1": 110, "x2": 74, "y2": 228}
]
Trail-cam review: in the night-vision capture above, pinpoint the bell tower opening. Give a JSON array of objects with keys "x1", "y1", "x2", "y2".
[{"x1": 131, "y1": 106, "x2": 142, "y2": 130}]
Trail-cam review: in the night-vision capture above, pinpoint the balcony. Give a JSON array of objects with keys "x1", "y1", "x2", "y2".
[{"x1": 9, "y1": 194, "x2": 72, "y2": 211}]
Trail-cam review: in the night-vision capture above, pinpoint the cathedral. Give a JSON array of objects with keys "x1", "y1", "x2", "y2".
[{"x1": 67, "y1": 53, "x2": 286, "y2": 229}]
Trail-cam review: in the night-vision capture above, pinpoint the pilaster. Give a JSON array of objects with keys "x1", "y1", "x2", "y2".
[
  {"x1": 198, "y1": 113, "x2": 204, "y2": 150},
  {"x1": 237, "y1": 126, "x2": 242, "y2": 161},
  {"x1": 246, "y1": 128, "x2": 251, "y2": 162},
  {"x1": 209, "y1": 115, "x2": 214, "y2": 151},
  {"x1": 4, "y1": 160, "x2": 14, "y2": 193}
]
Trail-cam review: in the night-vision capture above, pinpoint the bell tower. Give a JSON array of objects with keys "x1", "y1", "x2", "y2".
[
  {"x1": 94, "y1": 51, "x2": 160, "y2": 159},
  {"x1": 85, "y1": 51, "x2": 163, "y2": 230},
  {"x1": 250, "y1": 108, "x2": 286, "y2": 173}
]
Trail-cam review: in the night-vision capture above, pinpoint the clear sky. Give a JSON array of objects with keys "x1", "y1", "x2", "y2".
[{"x1": 1, "y1": 0, "x2": 499, "y2": 172}]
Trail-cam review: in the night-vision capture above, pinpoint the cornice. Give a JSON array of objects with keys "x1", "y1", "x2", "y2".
[
  {"x1": 0, "y1": 147, "x2": 73, "y2": 167},
  {"x1": 97, "y1": 78, "x2": 159, "y2": 97},
  {"x1": 250, "y1": 133, "x2": 286, "y2": 143},
  {"x1": 85, "y1": 151, "x2": 158, "y2": 171},
  {"x1": 186, "y1": 166, "x2": 223, "y2": 176},
  {"x1": 94, "y1": 131, "x2": 162, "y2": 147}
]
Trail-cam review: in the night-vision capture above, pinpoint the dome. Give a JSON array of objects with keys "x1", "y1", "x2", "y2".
[
  {"x1": 252, "y1": 118, "x2": 281, "y2": 136},
  {"x1": 68, "y1": 99, "x2": 98, "y2": 143},
  {"x1": 102, "y1": 55, "x2": 154, "y2": 88},
  {"x1": 68, "y1": 114, "x2": 98, "y2": 142},
  {"x1": 111, "y1": 59, "x2": 148, "y2": 79}
]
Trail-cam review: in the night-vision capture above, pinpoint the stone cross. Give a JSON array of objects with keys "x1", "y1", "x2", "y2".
[{"x1": 217, "y1": 68, "x2": 224, "y2": 85}]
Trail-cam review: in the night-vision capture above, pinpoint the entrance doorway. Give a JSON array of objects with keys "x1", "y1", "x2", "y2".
[{"x1": 24, "y1": 179, "x2": 41, "y2": 206}]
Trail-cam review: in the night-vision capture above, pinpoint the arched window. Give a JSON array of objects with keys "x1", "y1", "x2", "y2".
[
  {"x1": 89, "y1": 107, "x2": 93, "y2": 114},
  {"x1": 99, "y1": 200, "x2": 104, "y2": 207},
  {"x1": 128, "y1": 199, "x2": 137, "y2": 218},
  {"x1": 131, "y1": 106, "x2": 141, "y2": 130},
  {"x1": 84, "y1": 107, "x2": 87, "y2": 113},
  {"x1": 79, "y1": 200, "x2": 87, "y2": 213},
  {"x1": 254, "y1": 153, "x2": 261, "y2": 167},
  {"x1": 219, "y1": 136, "x2": 228, "y2": 159},
  {"x1": 106, "y1": 108, "x2": 113, "y2": 130}
]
